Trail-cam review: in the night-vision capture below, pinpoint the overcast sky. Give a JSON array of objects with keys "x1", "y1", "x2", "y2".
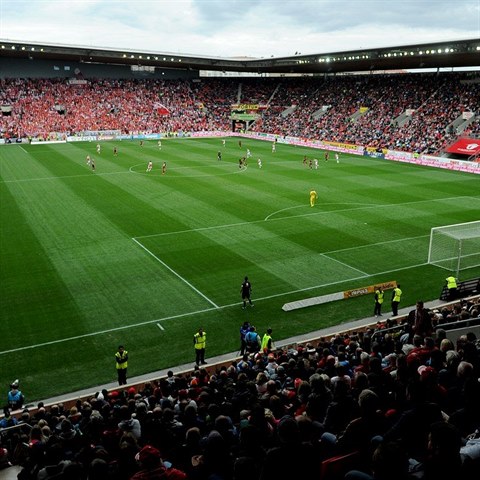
[{"x1": 1, "y1": 0, "x2": 479, "y2": 58}]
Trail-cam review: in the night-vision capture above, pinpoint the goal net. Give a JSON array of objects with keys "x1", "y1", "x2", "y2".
[{"x1": 428, "y1": 221, "x2": 480, "y2": 276}]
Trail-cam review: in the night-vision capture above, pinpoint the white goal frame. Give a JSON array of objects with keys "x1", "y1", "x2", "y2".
[{"x1": 427, "y1": 220, "x2": 480, "y2": 278}]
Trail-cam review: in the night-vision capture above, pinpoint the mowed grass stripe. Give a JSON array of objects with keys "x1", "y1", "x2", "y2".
[
  {"x1": 0, "y1": 183, "x2": 84, "y2": 346},
  {"x1": 2, "y1": 150, "x2": 213, "y2": 335},
  {"x1": 2, "y1": 140, "x2": 480, "y2": 400}
]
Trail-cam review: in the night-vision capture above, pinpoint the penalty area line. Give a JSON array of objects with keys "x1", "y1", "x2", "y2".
[
  {"x1": 320, "y1": 254, "x2": 369, "y2": 276},
  {"x1": 131, "y1": 237, "x2": 219, "y2": 309}
]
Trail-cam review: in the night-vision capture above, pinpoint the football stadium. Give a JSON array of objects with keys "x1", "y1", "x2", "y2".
[{"x1": 1, "y1": 31, "x2": 480, "y2": 479}]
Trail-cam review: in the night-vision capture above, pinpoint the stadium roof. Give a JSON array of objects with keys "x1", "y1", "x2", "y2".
[{"x1": 1, "y1": 38, "x2": 479, "y2": 74}]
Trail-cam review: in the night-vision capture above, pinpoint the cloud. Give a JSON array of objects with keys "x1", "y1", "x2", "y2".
[{"x1": 0, "y1": 0, "x2": 478, "y2": 57}]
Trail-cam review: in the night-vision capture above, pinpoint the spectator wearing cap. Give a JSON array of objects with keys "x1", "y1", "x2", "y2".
[{"x1": 131, "y1": 444, "x2": 187, "y2": 480}]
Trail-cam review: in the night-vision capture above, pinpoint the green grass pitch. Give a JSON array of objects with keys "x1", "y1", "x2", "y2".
[{"x1": 1, "y1": 137, "x2": 479, "y2": 401}]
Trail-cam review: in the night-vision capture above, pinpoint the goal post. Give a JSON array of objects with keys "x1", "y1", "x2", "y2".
[{"x1": 427, "y1": 220, "x2": 480, "y2": 278}]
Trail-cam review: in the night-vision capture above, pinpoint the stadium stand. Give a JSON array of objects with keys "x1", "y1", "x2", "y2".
[
  {"x1": 1, "y1": 295, "x2": 479, "y2": 479},
  {"x1": 1, "y1": 64, "x2": 480, "y2": 479},
  {"x1": 1, "y1": 73, "x2": 479, "y2": 156}
]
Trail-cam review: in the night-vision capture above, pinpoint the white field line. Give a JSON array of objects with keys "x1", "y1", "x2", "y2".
[
  {"x1": 0, "y1": 258, "x2": 431, "y2": 356},
  {"x1": 1, "y1": 189, "x2": 477, "y2": 354},
  {"x1": 157, "y1": 323, "x2": 165, "y2": 331},
  {"x1": 264, "y1": 202, "x2": 380, "y2": 221},
  {"x1": 136, "y1": 195, "x2": 479, "y2": 239},
  {"x1": 265, "y1": 195, "x2": 480, "y2": 223},
  {"x1": 0, "y1": 171, "x2": 130, "y2": 183},
  {"x1": 320, "y1": 254, "x2": 369, "y2": 276},
  {"x1": 131, "y1": 237, "x2": 219, "y2": 309},
  {"x1": 324, "y1": 234, "x2": 429, "y2": 255},
  {"x1": 0, "y1": 307, "x2": 217, "y2": 356},
  {"x1": 135, "y1": 220, "x2": 254, "y2": 239},
  {"x1": 222, "y1": 259, "x2": 431, "y2": 305},
  {"x1": 19, "y1": 146, "x2": 29, "y2": 154}
]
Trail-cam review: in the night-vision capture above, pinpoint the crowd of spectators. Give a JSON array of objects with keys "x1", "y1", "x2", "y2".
[
  {"x1": 1, "y1": 296, "x2": 479, "y2": 479},
  {"x1": 1, "y1": 73, "x2": 478, "y2": 156},
  {"x1": 0, "y1": 78, "x2": 231, "y2": 138},
  {"x1": 252, "y1": 73, "x2": 479, "y2": 154}
]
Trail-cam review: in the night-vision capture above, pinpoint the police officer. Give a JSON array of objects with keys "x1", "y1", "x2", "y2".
[
  {"x1": 391, "y1": 284, "x2": 402, "y2": 317},
  {"x1": 7, "y1": 380, "x2": 24, "y2": 411},
  {"x1": 245, "y1": 326, "x2": 261, "y2": 353},
  {"x1": 445, "y1": 275, "x2": 457, "y2": 300},
  {"x1": 240, "y1": 321, "x2": 251, "y2": 355},
  {"x1": 194, "y1": 328, "x2": 207, "y2": 365},
  {"x1": 374, "y1": 286, "x2": 384, "y2": 317},
  {"x1": 115, "y1": 345, "x2": 128, "y2": 385}
]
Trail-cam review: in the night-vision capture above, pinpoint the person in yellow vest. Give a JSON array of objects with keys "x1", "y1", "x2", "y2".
[
  {"x1": 309, "y1": 189, "x2": 318, "y2": 207},
  {"x1": 374, "y1": 286, "x2": 384, "y2": 317},
  {"x1": 115, "y1": 345, "x2": 128, "y2": 386},
  {"x1": 445, "y1": 275, "x2": 457, "y2": 300},
  {"x1": 261, "y1": 328, "x2": 274, "y2": 354},
  {"x1": 194, "y1": 328, "x2": 207, "y2": 365},
  {"x1": 391, "y1": 284, "x2": 402, "y2": 316}
]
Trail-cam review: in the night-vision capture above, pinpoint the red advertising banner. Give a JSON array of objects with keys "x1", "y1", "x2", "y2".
[{"x1": 446, "y1": 138, "x2": 480, "y2": 155}]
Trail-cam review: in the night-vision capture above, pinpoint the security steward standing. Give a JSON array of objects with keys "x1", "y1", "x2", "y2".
[
  {"x1": 445, "y1": 275, "x2": 457, "y2": 300},
  {"x1": 194, "y1": 328, "x2": 207, "y2": 365},
  {"x1": 374, "y1": 286, "x2": 384, "y2": 317},
  {"x1": 115, "y1": 345, "x2": 128, "y2": 385},
  {"x1": 391, "y1": 284, "x2": 402, "y2": 317},
  {"x1": 261, "y1": 328, "x2": 274, "y2": 354}
]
